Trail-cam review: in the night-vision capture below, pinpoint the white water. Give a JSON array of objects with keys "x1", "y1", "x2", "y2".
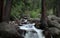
[{"x1": 18, "y1": 23, "x2": 45, "y2": 38}]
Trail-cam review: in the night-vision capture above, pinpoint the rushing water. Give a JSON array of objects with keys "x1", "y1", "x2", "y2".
[{"x1": 18, "y1": 23, "x2": 45, "y2": 38}]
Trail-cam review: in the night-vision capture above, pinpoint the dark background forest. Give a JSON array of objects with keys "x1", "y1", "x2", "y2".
[{"x1": 0, "y1": 0, "x2": 60, "y2": 38}]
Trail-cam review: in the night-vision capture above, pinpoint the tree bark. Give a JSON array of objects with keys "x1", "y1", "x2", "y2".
[
  {"x1": 41, "y1": 0, "x2": 51, "y2": 38},
  {"x1": 2, "y1": 0, "x2": 12, "y2": 22},
  {"x1": 0, "y1": 0, "x2": 4, "y2": 22},
  {"x1": 40, "y1": 0, "x2": 48, "y2": 29}
]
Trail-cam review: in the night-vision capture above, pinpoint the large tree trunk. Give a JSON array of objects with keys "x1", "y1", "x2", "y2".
[
  {"x1": 41, "y1": 0, "x2": 51, "y2": 38},
  {"x1": 40, "y1": 0, "x2": 48, "y2": 29},
  {"x1": 0, "y1": 0, "x2": 4, "y2": 22},
  {"x1": 2, "y1": 0, "x2": 12, "y2": 22}
]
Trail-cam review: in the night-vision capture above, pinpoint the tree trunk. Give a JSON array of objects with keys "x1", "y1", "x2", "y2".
[
  {"x1": 53, "y1": 5, "x2": 56, "y2": 15},
  {"x1": 53, "y1": 0, "x2": 56, "y2": 15},
  {"x1": 2, "y1": 0, "x2": 12, "y2": 22},
  {"x1": 41, "y1": 0, "x2": 51, "y2": 38},
  {"x1": 40, "y1": 0, "x2": 48, "y2": 29},
  {"x1": 0, "y1": 0, "x2": 4, "y2": 22},
  {"x1": 56, "y1": 0, "x2": 60, "y2": 17}
]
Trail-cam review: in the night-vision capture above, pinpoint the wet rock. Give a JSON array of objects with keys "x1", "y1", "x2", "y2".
[
  {"x1": 0, "y1": 22, "x2": 24, "y2": 38},
  {"x1": 49, "y1": 27, "x2": 60, "y2": 35}
]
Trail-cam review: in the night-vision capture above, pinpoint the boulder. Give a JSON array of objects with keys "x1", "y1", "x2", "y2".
[{"x1": 0, "y1": 22, "x2": 23, "y2": 38}]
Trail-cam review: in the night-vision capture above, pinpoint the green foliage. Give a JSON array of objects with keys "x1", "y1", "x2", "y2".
[
  {"x1": 30, "y1": 9, "x2": 41, "y2": 18},
  {"x1": 11, "y1": 0, "x2": 41, "y2": 19},
  {"x1": 11, "y1": 0, "x2": 24, "y2": 19},
  {"x1": 10, "y1": 0, "x2": 56, "y2": 19}
]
